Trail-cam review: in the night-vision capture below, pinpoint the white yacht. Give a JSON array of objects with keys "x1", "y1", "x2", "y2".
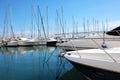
[
  {"x1": 63, "y1": 47, "x2": 120, "y2": 80},
  {"x1": 17, "y1": 37, "x2": 38, "y2": 46},
  {"x1": 57, "y1": 26, "x2": 120, "y2": 50},
  {"x1": 1, "y1": 39, "x2": 18, "y2": 47}
]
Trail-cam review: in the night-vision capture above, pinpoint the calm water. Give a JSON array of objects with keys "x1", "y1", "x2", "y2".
[{"x1": 0, "y1": 46, "x2": 88, "y2": 80}]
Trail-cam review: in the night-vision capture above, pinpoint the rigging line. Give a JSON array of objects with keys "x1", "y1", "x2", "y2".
[
  {"x1": 67, "y1": 39, "x2": 81, "y2": 58},
  {"x1": 57, "y1": 42, "x2": 67, "y2": 55},
  {"x1": 91, "y1": 38, "x2": 117, "y2": 62},
  {"x1": 45, "y1": 47, "x2": 57, "y2": 62},
  {"x1": 116, "y1": 31, "x2": 120, "y2": 36},
  {"x1": 57, "y1": 10, "x2": 64, "y2": 37}
]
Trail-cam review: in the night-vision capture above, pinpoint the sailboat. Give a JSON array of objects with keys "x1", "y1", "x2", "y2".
[
  {"x1": 37, "y1": 5, "x2": 47, "y2": 45},
  {"x1": 2, "y1": 5, "x2": 18, "y2": 47},
  {"x1": 17, "y1": 5, "x2": 46, "y2": 46},
  {"x1": 37, "y1": 5, "x2": 57, "y2": 46},
  {"x1": 17, "y1": 37, "x2": 39, "y2": 46}
]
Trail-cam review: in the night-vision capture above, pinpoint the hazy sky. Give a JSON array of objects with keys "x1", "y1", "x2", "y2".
[{"x1": 0, "y1": 0, "x2": 120, "y2": 36}]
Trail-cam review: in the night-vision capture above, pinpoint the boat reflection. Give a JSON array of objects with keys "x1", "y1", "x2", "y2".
[
  {"x1": 0, "y1": 46, "x2": 56, "y2": 54},
  {"x1": 0, "y1": 46, "x2": 73, "y2": 80},
  {"x1": 61, "y1": 66, "x2": 120, "y2": 80},
  {"x1": 60, "y1": 66, "x2": 116, "y2": 80}
]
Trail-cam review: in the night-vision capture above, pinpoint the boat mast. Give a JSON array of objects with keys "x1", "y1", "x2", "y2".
[
  {"x1": 83, "y1": 17, "x2": 85, "y2": 37},
  {"x1": 93, "y1": 17, "x2": 95, "y2": 33},
  {"x1": 97, "y1": 20, "x2": 99, "y2": 33},
  {"x1": 9, "y1": 6, "x2": 15, "y2": 39},
  {"x1": 56, "y1": 9, "x2": 59, "y2": 37},
  {"x1": 56, "y1": 9, "x2": 63, "y2": 38},
  {"x1": 106, "y1": 19, "x2": 108, "y2": 32},
  {"x1": 31, "y1": 5, "x2": 34, "y2": 38},
  {"x1": 37, "y1": 6, "x2": 40, "y2": 39},
  {"x1": 2, "y1": 5, "x2": 15, "y2": 40},
  {"x1": 46, "y1": 6, "x2": 49, "y2": 38},
  {"x1": 87, "y1": 20, "x2": 89, "y2": 36},
  {"x1": 38, "y1": 5, "x2": 47, "y2": 41},
  {"x1": 72, "y1": 16, "x2": 75, "y2": 38},
  {"x1": 75, "y1": 21, "x2": 78, "y2": 37},
  {"x1": 2, "y1": 8, "x2": 8, "y2": 40},
  {"x1": 61, "y1": 7, "x2": 65, "y2": 38}
]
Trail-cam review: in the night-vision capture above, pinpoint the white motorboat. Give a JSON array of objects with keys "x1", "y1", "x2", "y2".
[
  {"x1": 63, "y1": 47, "x2": 120, "y2": 80},
  {"x1": 57, "y1": 26, "x2": 120, "y2": 50}
]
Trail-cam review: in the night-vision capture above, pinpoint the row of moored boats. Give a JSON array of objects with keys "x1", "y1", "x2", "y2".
[{"x1": 0, "y1": 37, "x2": 58, "y2": 47}]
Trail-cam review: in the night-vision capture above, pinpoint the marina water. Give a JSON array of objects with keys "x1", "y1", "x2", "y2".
[{"x1": 0, "y1": 46, "x2": 88, "y2": 80}]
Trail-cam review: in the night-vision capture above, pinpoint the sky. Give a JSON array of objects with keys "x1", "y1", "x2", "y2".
[{"x1": 1, "y1": 0, "x2": 120, "y2": 37}]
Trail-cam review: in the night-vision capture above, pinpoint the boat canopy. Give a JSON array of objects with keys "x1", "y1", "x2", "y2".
[{"x1": 106, "y1": 26, "x2": 120, "y2": 36}]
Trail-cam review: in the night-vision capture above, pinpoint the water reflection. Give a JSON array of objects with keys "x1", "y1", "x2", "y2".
[
  {"x1": 0, "y1": 46, "x2": 51, "y2": 54},
  {"x1": 0, "y1": 46, "x2": 73, "y2": 80}
]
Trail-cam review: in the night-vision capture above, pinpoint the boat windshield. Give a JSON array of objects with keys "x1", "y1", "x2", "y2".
[{"x1": 106, "y1": 26, "x2": 120, "y2": 36}]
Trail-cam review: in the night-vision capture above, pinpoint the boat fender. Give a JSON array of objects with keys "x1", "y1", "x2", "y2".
[
  {"x1": 101, "y1": 44, "x2": 107, "y2": 48},
  {"x1": 58, "y1": 53, "x2": 65, "y2": 57}
]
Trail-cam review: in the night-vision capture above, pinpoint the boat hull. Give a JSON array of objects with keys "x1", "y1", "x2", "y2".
[
  {"x1": 18, "y1": 41, "x2": 35, "y2": 47},
  {"x1": 2, "y1": 41, "x2": 18, "y2": 47},
  {"x1": 63, "y1": 48, "x2": 120, "y2": 80},
  {"x1": 47, "y1": 41, "x2": 57, "y2": 46},
  {"x1": 37, "y1": 40, "x2": 46, "y2": 45},
  {"x1": 68, "y1": 60, "x2": 120, "y2": 80}
]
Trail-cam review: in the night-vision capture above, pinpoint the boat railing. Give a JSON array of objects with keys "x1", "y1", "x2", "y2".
[
  {"x1": 91, "y1": 38, "x2": 117, "y2": 62},
  {"x1": 55, "y1": 31, "x2": 103, "y2": 39}
]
